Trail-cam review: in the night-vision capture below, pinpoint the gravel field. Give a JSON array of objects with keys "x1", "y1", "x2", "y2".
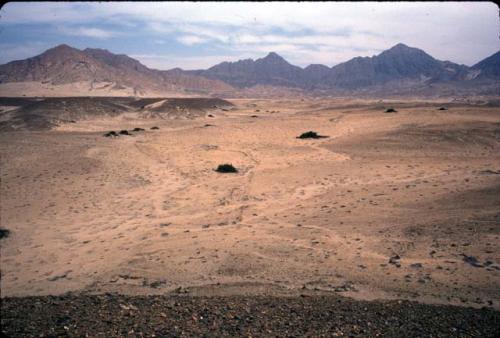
[{"x1": 2, "y1": 294, "x2": 500, "y2": 337}]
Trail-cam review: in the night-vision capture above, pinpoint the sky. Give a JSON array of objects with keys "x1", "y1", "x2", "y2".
[{"x1": 0, "y1": 2, "x2": 498, "y2": 70}]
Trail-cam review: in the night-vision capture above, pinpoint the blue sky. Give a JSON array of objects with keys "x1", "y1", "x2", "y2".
[{"x1": 0, "y1": 2, "x2": 498, "y2": 70}]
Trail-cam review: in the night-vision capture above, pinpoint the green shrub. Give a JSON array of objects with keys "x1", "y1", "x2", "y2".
[
  {"x1": 215, "y1": 164, "x2": 238, "y2": 173},
  {"x1": 104, "y1": 131, "x2": 117, "y2": 137},
  {"x1": 297, "y1": 131, "x2": 328, "y2": 139},
  {"x1": 0, "y1": 228, "x2": 10, "y2": 239}
]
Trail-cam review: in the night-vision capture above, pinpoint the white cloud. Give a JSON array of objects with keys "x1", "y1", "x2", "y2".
[
  {"x1": 177, "y1": 35, "x2": 208, "y2": 46},
  {"x1": 58, "y1": 26, "x2": 118, "y2": 39},
  {"x1": 1, "y1": 2, "x2": 498, "y2": 66},
  {"x1": 76, "y1": 27, "x2": 116, "y2": 39}
]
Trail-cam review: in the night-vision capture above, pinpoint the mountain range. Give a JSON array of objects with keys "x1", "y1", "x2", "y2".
[{"x1": 0, "y1": 43, "x2": 499, "y2": 97}]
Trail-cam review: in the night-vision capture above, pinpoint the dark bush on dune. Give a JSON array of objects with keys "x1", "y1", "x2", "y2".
[
  {"x1": 119, "y1": 130, "x2": 130, "y2": 135},
  {"x1": 215, "y1": 164, "x2": 238, "y2": 173},
  {"x1": 207, "y1": 114, "x2": 214, "y2": 118},
  {"x1": 0, "y1": 228, "x2": 10, "y2": 239},
  {"x1": 297, "y1": 131, "x2": 328, "y2": 139},
  {"x1": 438, "y1": 107, "x2": 448, "y2": 110},
  {"x1": 385, "y1": 108, "x2": 397, "y2": 113},
  {"x1": 132, "y1": 127, "x2": 145, "y2": 132},
  {"x1": 150, "y1": 126, "x2": 159, "y2": 130},
  {"x1": 104, "y1": 131, "x2": 117, "y2": 137}
]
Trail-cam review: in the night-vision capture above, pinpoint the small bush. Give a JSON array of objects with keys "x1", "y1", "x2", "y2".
[
  {"x1": 438, "y1": 107, "x2": 447, "y2": 110},
  {"x1": 215, "y1": 164, "x2": 238, "y2": 173},
  {"x1": 150, "y1": 126, "x2": 159, "y2": 130},
  {"x1": 119, "y1": 130, "x2": 130, "y2": 135},
  {"x1": 0, "y1": 228, "x2": 10, "y2": 239},
  {"x1": 297, "y1": 131, "x2": 328, "y2": 139},
  {"x1": 132, "y1": 127, "x2": 145, "y2": 132},
  {"x1": 104, "y1": 131, "x2": 117, "y2": 137},
  {"x1": 207, "y1": 114, "x2": 214, "y2": 118},
  {"x1": 385, "y1": 108, "x2": 397, "y2": 113}
]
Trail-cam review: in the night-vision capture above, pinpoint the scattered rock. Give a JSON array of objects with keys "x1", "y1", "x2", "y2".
[
  {"x1": 389, "y1": 255, "x2": 401, "y2": 267},
  {"x1": 334, "y1": 281, "x2": 356, "y2": 292},
  {"x1": 175, "y1": 286, "x2": 189, "y2": 294},
  {"x1": 148, "y1": 279, "x2": 167, "y2": 289},
  {"x1": 200, "y1": 144, "x2": 218, "y2": 150},
  {"x1": 48, "y1": 271, "x2": 71, "y2": 282},
  {"x1": 480, "y1": 169, "x2": 500, "y2": 175},
  {"x1": 2, "y1": 294, "x2": 500, "y2": 337},
  {"x1": 461, "y1": 254, "x2": 483, "y2": 268}
]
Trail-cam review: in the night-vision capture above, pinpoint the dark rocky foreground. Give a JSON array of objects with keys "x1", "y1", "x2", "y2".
[{"x1": 2, "y1": 294, "x2": 499, "y2": 337}]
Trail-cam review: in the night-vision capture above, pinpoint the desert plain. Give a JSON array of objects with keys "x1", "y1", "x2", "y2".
[{"x1": 1, "y1": 96, "x2": 499, "y2": 313}]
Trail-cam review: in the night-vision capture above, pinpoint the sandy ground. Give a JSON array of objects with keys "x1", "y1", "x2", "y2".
[{"x1": 1, "y1": 98, "x2": 499, "y2": 309}]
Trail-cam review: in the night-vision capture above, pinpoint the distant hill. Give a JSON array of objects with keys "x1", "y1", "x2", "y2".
[
  {"x1": 0, "y1": 45, "x2": 233, "y2": 96},
  {"x1": 185, "y1": 43, "x2": 497, "y2": 93},
  {"x1": 0, "y1": 43, "x2": 498, "y2": 97},
  {"x1": 472, "y1": 51, "x2": 500, "y2": 79},
  {"x1": 324, "y1": 43, "x2": 470, "y2": 89},
  {"x1": 192, "y1": 52, "x2": 304, "y2": 88}
]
